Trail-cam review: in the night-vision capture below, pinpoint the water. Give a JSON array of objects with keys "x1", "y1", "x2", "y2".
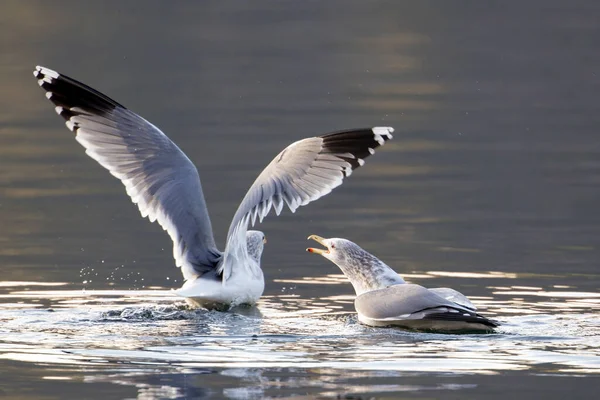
[{"x1": 1, "y1": 1, "x2": 600, "y2": 398}]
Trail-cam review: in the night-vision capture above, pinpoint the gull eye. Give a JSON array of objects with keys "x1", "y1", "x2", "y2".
[{"x1": 331, "y1": 244, "x2": 335, "y2": 249}]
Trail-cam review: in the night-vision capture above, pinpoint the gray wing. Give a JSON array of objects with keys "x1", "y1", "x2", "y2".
[
  {"x1": 355, "y1": 284, "x2": 498, "y2": 327},
  {"x1": 429, "y1": 287, "x2": 477, "y2": 310},
  {"x1": 355, "y1": 284, "x2": 460, "y2": 320},
  {"x1": 220, "y1": 127, "x2": 394, "y2": 278},
  {"x1": 34, "y1": 66, "x2": 221, "y2": 280}
]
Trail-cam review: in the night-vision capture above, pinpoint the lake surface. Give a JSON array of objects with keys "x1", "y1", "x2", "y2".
[{"x1": 1, "y1": 1, "x2": 599, "y2": 398}]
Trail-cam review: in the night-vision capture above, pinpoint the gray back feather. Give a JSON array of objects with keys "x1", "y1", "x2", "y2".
[
  {"x1": 355, "y1": 284, "x2": 461, "y2": 319},
  {"x1": 428, "y1": 287, "x2": 477, "y2": 310}
]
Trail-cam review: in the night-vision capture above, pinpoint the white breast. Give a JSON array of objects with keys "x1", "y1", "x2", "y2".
[{"x1": 175, "y1": 261, "x2": 265, "y2": 309}]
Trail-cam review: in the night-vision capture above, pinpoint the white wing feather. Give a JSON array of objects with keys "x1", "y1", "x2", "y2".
[
  {"x1": 219, "y1": 127, "x2": 394, "y2": 279},
  {"x1": 34, "y1": 66, "x2": 221, "y2": 281}
]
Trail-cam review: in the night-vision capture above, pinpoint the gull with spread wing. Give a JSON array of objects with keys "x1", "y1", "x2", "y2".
[
  {"x1": 307, "y1": 235, "x2": 499, "y2": 332},
  {"x1": 33, "y1": 66, "x2": 393, "y2": 310}
]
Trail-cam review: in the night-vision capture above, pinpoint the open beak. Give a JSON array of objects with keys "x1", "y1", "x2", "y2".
[{"x1": 306, "y1": 234, "x2": 329, "y2": 255}]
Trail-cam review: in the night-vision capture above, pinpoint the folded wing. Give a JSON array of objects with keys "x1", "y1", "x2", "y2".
[
  {"x1": 355, "y1": 284, "x2": 498, "y2": 327},
  {"x1": 429, "y1": 287, "x2": 477, "y2": 310},
  {"x1": 34, "y1": 66, "x2": 221, "y2": 280}
]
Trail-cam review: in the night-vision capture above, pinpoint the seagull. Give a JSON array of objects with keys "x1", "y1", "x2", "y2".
[
  {"x1": 33, "y1": 66, "x2": 394, "y2": 310},
  {"x1": 307, "y1": 235, "x2": 499, "y2": 332}
]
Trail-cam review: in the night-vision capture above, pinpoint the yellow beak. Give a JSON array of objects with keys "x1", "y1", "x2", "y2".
[{"x1": 306, "y1": 234, "x2": 328, "y2": 255}]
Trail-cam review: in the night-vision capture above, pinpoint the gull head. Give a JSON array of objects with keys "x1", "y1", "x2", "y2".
[
  {"x1": 246, "y1": 230, "x2": 267, "y2": 263},
  {"x1": 306, "y1": 234, "x2": 355, "y2": 264},
  {"x1": 306, "y1": 234, "x2": 370, "y2": 274},
  {"x1": 307, "y1": 234, "x2": 405, "y2": 295}
]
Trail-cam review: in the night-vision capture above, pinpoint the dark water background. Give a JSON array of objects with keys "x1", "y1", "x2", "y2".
[{"x1": 1, "y1": 1, "x2": 599, "y2": 399}]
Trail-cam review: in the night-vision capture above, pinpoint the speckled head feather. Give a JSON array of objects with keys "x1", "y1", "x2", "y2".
[
  {"x1": 307, "y1": 235, "x2": 405, "y2": 295},
  {"x1": 246, "y1": 230, "x2": 266, "y2": 263}
]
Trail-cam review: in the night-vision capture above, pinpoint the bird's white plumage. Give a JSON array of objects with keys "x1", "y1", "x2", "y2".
[
  {"x1": 34, "y1": 66, "x2": 222, "y2": 284},
  {"x1": 372, "y1": 126, "x2": 393, "y2": 145},
  {"x1": 34, "y1": 65, "x2": 393, "y2": 309}
]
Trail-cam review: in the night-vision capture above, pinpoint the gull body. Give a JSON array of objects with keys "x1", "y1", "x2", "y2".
[
  {"x1": 33, "y1": 66, "x2": 393, "y2": 310},
  {"x1": 307, "y1": 235, "x2": 499, "y2": 332},
  {"x1": 175, "y1": 230, "x2": 266, "y2": 309}
]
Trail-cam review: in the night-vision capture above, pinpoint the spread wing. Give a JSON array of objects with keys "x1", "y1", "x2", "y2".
[
  {"x1": 34, "y1": 66, "x2": 221, "y2": 280},
  {"x1": 219, "y1": 127, "x2": 394, "y2": 279}
]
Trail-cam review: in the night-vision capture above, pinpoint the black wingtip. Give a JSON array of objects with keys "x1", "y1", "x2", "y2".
[
  {"x1": 34, "y1": 66, "x2": 125, "y2": 130},
  {"x1": 319, "y1": 127, "x2": 393, "y2": 173},
  {"x1": 425, "y1": 311, "x2": 500, "y2": 328}
]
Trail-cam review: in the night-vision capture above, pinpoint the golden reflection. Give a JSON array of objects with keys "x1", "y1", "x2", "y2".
[
  {"x1": 320, "y1": 294, "x2": 355, "y2": 303},
  {"x1": 493, "y1": 290, "x2": 600, "y2": 299},
  {"x1": 259, "y1": 294, "x2": 350, "y2": 320},
  {"x1": 570, "y1": 299, "x2": 600, "y2": 305},
  {"x1": 42, "y1": 376, "x2": 72, "y2": 381},
  {"x1": 275, "y1": 272, "x2": 438, "y2": 286},
  {"x1": 0, "y1": 281, "x2": 68, "y2": 287},
  {"x1": 0, "y1": 289, "x2": 180, "y2": 306},
  {"x1": 273, "y1": 274, "x2": 349, "y2": 285},
  {"x1": 511, "y1": 286, "x2": 543, "y2": 290},
  {"x1": 558, "y1": 369, "x2": 600, "y2": 374},
  {"x1": 0, "y1": 303, "x2": 42, "y2": 309},
  {"x1": 427, "y1": 271, "x2": 518, "y2": 279},
  {"x1": 0, "y1": 348, "x2": 94, "y2": 366}
]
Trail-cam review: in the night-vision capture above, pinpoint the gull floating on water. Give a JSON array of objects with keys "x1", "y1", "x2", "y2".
[
  {"x1": 33, "y1": 66, "x2": 393, "y2": 310},
  {"x1": 307, "y1": 235, "x2": 499, "y2": 332}
]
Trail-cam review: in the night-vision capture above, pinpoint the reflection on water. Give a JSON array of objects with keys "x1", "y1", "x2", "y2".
[{"x1": 0, "y1": 272, "x2": 599, "y2": 398}]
